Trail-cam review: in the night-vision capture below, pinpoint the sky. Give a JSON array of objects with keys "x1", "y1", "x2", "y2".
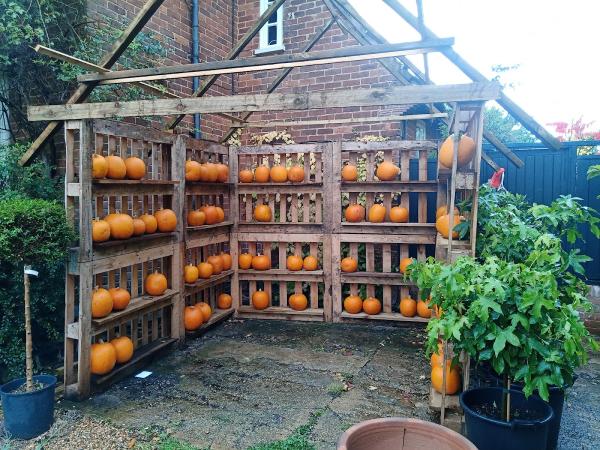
[{"x1": 348, "y1": 0, "x2": 600, "y2": 134}]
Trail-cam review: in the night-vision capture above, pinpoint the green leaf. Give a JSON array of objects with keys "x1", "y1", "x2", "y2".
[{"x1": 493, "y1": 334, "x2": 506, "y2": 357}]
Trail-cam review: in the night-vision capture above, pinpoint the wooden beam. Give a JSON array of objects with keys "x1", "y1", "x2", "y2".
[
  {"x1": 382, "y1": 0, "x2": 561, "y2": 150},
  {"x1": 19, "y1": 0, "x2": 167, "y2": 166},
  {"x1": 167, "y1": 0, "x2": 288, "y2": 129},
  {"x1": 77, "y1": 39, "x2": 454, "y2": 85},
  {"x1": 28, "y1": 82, "x2": 501, "y2": 121}
]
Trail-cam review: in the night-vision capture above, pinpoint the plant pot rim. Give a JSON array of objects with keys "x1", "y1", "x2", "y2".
[
  {"x1": 0, "y1": 374, "x2": 57, "y2": 397},
  {"x1": 460, "y1": 387, "x2": 554, "y2": 428}
]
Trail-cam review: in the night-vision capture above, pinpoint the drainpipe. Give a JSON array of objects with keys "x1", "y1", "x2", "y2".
[{"x1": 191, "y1": 0, "x2": 201, "y2": 139}]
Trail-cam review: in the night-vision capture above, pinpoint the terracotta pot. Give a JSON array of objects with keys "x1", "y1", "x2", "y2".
[{"x1": 337, "y1": 417, "x2": 476, "y2": 450}]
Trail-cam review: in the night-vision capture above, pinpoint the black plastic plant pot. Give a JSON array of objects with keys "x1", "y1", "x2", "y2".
[
  {"x1": 460, "y1": 387, "x2": 553, "y2": 450},
  {"x1": 0, "y1": 374, "x2": 57, "y2": 439}
]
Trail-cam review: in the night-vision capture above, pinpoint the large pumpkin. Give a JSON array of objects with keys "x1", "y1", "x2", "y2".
[
  {"x1": 204, "y1": 162, "x2": 219, "y2": 182},
  {"x1": 341, "y1": 164, "x2": 358, "y2": 181},
  {"x1": 303, "y1": 255, "x2": 318, "y2": 271},
  {"x1": 390, "y1": 206, "x2": 409, "y2": 223},
  {"x1": 376, "y1": 161, "x2": 399, "y2": 181},
  {"x1": 197, "y1": 302, "x2": 212, "y2": 322},
  {"x1": 207, "y1": 255, "x2": 224, "y2": 275},
  {"x1": 139, "y1": 214, "x2": 158, "y2": 234},
  {"x1": 198, "y1": 164, "x2": 210, "y2": 182},
  {"x1": 184, "y1": 305, "x2": 204, "y2": 331},
  {"x1": 287, "y1": 166, "x2": 305, "y2": 183},
  {"x1": 92, "y1": 154, "x2": 108, "y2": 179},
  {"x1": 92, "y1": 287, "x2": 113, "y2": 318},
  {"x1": 340, "y1": 257, "x2": 358, "y2": 273},
  {"x1": 108, "y1": 287, "x2": 130, "y2": 311},
  {"x1": 436, "y1": 214, "x2": 462, "y2": 239},
  {"x1": 105, "y1": 155, "x2": 127, "y2": 180},
  {"x1": 417, "y1": 299, "x2": 432, "y2": 318},
  {"x1": 217, "y1": 293, "x2": 233, "y2": 309},
  {"x1": 251, "y1": 254, "x2": 271, "y2": 270},
  {"x1": 436, "y1": 205, "x2": 460, "y2": 220},
  {"x1": 215, "y1": 206, "x2": 225, "y2": 223},
  {"x1": 400, "y1": 297, "x2": 417, "y2": 317},
  {"x1": 343, "y1": 295, "x2": 363, "y2": 314},
  {"x1": 197, "y1": 262, "x2": 214, "y2": 279},
  {"x1": 216, "y1": 163, "x2": 229, "y2": 183},
  {"x1": 202, "y1": 205, "x2": 220, "y2": 225},
  {"x1": 431, "y1": 363, "x2": 461, "y2": 395},
  {"x1": 254, "y1": 204, "x2": 272, "y2": 222},
  {"x1": 105, "y1": 212, "x2": 134, "y2": 240},
  {"x1": 239, "y1": 169, "x2": 254, "y2": 183},
  {"x1": 110, "y1": 336, "x2": 134, "y2": 364},
  {"x1": 239, "y1": 253, "x2": 253, "y2": 270},
  {"x1": 184, "y1": 264, "x2": 199, "y2": 284},
  {"x1": 345, "y1": 204, "x2": 365, "y2": 223},
  {"x1": 289, "y1": 293, "x2": 308, "y2": 311},
  {"x1": 286, "y1": 254, "x2": 303, "y2": 271},
  {"x1": 368, "y1": 204, "x2": 386, "y2": 223},
  {"x1": 252, "y1": 290, "x2": 269, "y2": 310},
  {"x1": 145, "y1": 272, "x2": 168, "y2": 296},
  {"x1": 439, "y1": 134, "x2": 476, "y2": 169},
  {"x1": 270, "y1": 165, "x2": 288, "y2": 183},
  {"x1": 154, "y1": 209, "x2": 177, "y2": 232},
  {"x1": 363, "y1": 297, "x2": 382, "y2": 315},
  {"x1": 399, "y1": 257, "x2": 414, "y2": 274},
  {"x1": 124, "y1": 156, "x2": 146, "y2": 180},
  {"x1": 254, "y1": 165, "x2": 270, "y2": 183},
  {"x1": 185, "y1": 160, "x2": 202, "y2": 181},
  {"x1": 132, "y1": 218, "x2": 146, "y2": 236},
  {"x1": 90, "y1": 341, "x2": 117, "y2": 375},
  {"x1": 220, "y1": 252, "x2": 232, "y2": 270},
  {"x1": 92, "y1": 218, "x2": 111, "y2": 242},
  {"x1": 188, "y1": 210, "x2": 206, "y2": 227}
]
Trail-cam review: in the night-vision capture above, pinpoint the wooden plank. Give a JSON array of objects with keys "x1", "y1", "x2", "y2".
[
  {"x1": 28, "y1": 83, "x2": 501, "y2": 121},
  {"x1": 340, "y1": 311, "x2": 429, "y2": 323},
  {"x1": 341, "y1": 273, "x2": 415, "y2": 286},
  {"x1": 238, "y1": 269, "x2": 324, "y2": 282},
  {"x1": 338, "y1": 233, "x2": 435, "y2": 245},
  {"x1": 92, "y1": 290, "x2": 176, "y2": 329},
  {"x1": 340, "y1": 180, "x2": 437, "y2": 193}
]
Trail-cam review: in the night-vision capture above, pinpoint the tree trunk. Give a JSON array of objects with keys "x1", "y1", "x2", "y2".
[{"x1": 24, "y1": 265, "x2": 33, "y2": 391}]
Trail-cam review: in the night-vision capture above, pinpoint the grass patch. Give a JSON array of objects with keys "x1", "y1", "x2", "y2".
[
  {"x1": 136, "y1": 433, "x2": 205, "y2": 450},
  {"x1": 248, "y1": 409, "x2": 324, "y2": 450},
  {"x1": 326, "y1": 382, "x2": 347, "y2": 396}
]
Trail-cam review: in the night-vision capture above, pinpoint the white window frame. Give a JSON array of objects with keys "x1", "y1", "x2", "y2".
[
  {"x1": 256, "y1": 0, "x2": 285, "y2": 54},
  {"x1": 415, "y1": 120, "x2": 427, "y2": 140}
]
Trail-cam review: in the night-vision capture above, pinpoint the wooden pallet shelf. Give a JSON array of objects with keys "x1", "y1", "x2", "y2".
[
  {"x1": 340, "y1": 311, "x2": 429, "y2": 323},
  {"x1": 185, "y1": 270, "x2": 234, "y2": 292},
  {"x1": 92, "y1": 232, "x2": 177, "y2": 249},
  {"x1": 186, "y1": 221, "x2": 233, "y2": 233},
  {"x1": 185, "y1": 308, "x2": 234, "y2": 337},
  {"x1": 238, "y1": 269, "x2": 324, "y2": 281},
  {"x1": 340, "y1": 272, "x2": 414, "y2": 286},
  {"x1": 341, "y1": 180, "x2": 438, "y2": 193},
  {"x1": 237, "y1": 306, "x2": 324, "y2": 321},
  {"x1": 429, "y1": 386, "x2": 461, "y2": 411}
]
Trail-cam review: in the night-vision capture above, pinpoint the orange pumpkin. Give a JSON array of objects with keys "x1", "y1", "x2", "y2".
[
  {"x1": 132, "y1": 218, "x2": 146, "y2": 236},
  {"x1": 92, "y1": 154, "x2": 108, "y2": 179},
  {"x1": 124, "y1": 156, "x2": 146, "y2": 180},
  {"x1": 345, "y1": 204, "x2": 365, "y2": 223},
  {"x1": 344, "y1": 295, "x2": 363, "y2": 314},
  {"x1": 90, "y1": 341, "x2": 117, "y2": 375},
  {"x1": 198, "y1": 164, "x2": 210, "y2": 182},
  {"x1": 399, "y1": 257, "x2": 414, "y2": 274},
  {"x1": 439, "y1": 134, "x2": 476, "y2": 169},
  {"x1": 417, "y1": 299, "x2": 432, "y2": 318},
  {"x1": 239, "y1": 169, "x2": 254, "y2": 183},
  {"x1": 368, "y1": 204, "x2": 386, "y2": 223},
  {"x1": 341, "y1": 164, "x2": 358, "y2": 181},
  {"x1": 184, "y1": 305, "x2": 204, "y2": 331},
  {"x1": 436, "y1": 214, "x2": 462, "y2": 239},
  {"x1": 188, "y1": 210, "x2": 206, "y2": 227},
  {"x1": 184, "y1": 264, "x2": 199, "y2": 284},
  {"x1": 287, "y1": 166, "x2": 305, "y2": 183},
  {"x1": 390, "y1": 206, "x2": 409, "y2": 223},
  {"x1": 239, "y1": 253, "x2": 253, "y2": 269},
  {"x1": 340, "y1": 257, "x2": 358, "y2": 273},
  {"x1": 216, "y1": 163, "x2": 229, "y2": 183},
  {"x1": 270, "y1": 165, "x2": 288, "y2": 183},
  {"x1": 286, "y1": 254, "x2": 304, "y2": 271},
  {"x1": 303, "y1": 255, "x2": 318, "y2": 271},
  {"x1": 197, "y1": 301, "x2": 212, "y2": 322},
  {"x1": 254, "y1": 165, "x2": 270, "y2": 183},
  {"x1": 252, "y1": 290, "x2": 270, "y2": 310},
  {"x1": 430, "y1": 345, "x2": 444, "y2": 367},
  {"x1": 289, "y1": 293, "x2": 308, "y2": 311},
  {"x1": 92, "y1": 218, "x2": 111, "y2": 242},
  {"x1": 217, "y1": 293, "x2": 233, "y2": 309},
  {"x1": 105, "y1": 155, "x2": 127, "y2": 179},
  {"x1": 220, "y1": 252, "x2": 232, "y2": 271},
  {"x1": 363, "y1": 297, "x2": 382, "y2": 315},
  {"x1": 204, "y1": 162, "x2": 219, "y2": 182},
  {"x1": 145, "y1": 272, "x2": 168, "y2": 296},
  {"x1": 197, "y1": 262, "x2": 214, "y2": 279},
  {"x1": 110, "y1": 336, "x2": 134, "y2": 364},
  {"x1": 254, "y1": 204, "x2": 272, "y2": 222},
  {"x1": 105, "y1": 212, "x2": 134, "y2": 240},
  {"x1": 215, "y1": 206, "x2": 225, "y2": 223},
  {"x1": 436, "y1": 205, "x2": 460, "y2": 220},
  {"x1": 92, "y1": 287, "x2": 113, "y2": 318},
  {"x1": 108, "y1": 287, "x2": 130, "y2": 311},
  {"x1": 400, "y1": 297, "x2": 417, "y2": 317},
  {"x1": 154, "y1": 209, "x2": 177, "y2": 232},
  {"x1": 139, "y1": 214, "x2": 158, "y2": 234},
  {"x1": 202, "y1": 205, "x2": 220, "y2": 225},
  {"x1": 251, "y1": 254, "x2": 271, "y2": 271},
  {"x1": 207, "y1": 255, "x2": 224, "y2": 275},
  {"x1": 185, "y1": 160, "x2": 202, "y2": 181},
  {"x1": 376, "y1": 161, "x2": 400, "y2": 181},
  {"x1": 431, "y1": 363, "x2": 461, "y2": 395}
]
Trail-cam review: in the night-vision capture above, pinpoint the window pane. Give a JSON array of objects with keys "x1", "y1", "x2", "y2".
[
  {"x1": 268, "y1": 25, "x2": 277, "y2": 45},
  {"x1": 268, "y1": 11, "x2": 277, "y2": 24}
]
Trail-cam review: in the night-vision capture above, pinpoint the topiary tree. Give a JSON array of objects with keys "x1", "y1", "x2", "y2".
[{"x1": 0, "y1": 198, "x2": 75, "y2": 390}]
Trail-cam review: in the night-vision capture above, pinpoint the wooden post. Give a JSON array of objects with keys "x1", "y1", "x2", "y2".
[{"x1": 171, "y1": 136, "x2": 186, "y2": 340}]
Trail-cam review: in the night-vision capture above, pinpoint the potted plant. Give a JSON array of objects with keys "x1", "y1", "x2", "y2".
[{"x1": 0, "y1": 198, "x2": 75, "y2": 439}]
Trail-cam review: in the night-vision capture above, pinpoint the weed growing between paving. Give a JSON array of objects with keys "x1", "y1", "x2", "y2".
[{"x1": 248, "y1": 409, "x2": 325, "y2": 450}]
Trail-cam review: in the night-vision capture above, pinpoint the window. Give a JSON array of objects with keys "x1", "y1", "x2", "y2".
[
  {"x1": 257, "y1": 0, "x2": 284, "y2": 54},
  {"x1": 415, "y1": 120, "x2": 427, "y2": 140}
]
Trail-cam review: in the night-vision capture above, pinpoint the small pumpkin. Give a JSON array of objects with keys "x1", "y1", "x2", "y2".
[
  {"x1": 215, "y1": 206, "x2": 225, "y2": 223},
  {"x1": 197, "y1": 301, "x2": 212, "y2": 322},
  {"x1": 184, "y1": 305, "x2": 204, "y2": 331},
  {"x1": 185, "y1": 160, "x2": 202, "y2": 181},
  {"x1": 436, "y1": 214, "x2": 462, "y2": 239},
  {"x1": 287, "y1": 166, "x2": 305, "y2": 182},
  {"x1": 105, "y1": 155, "x2": 127, "y2": 179},
  {"x1": 204, "y1": 162, "x2": 219, "y2": 182},
  {"x1": 252, "y1": 290, "x2": 269, "y2": 310},
  {"x1": 431, "y1": 363, "x2": 461, "y2": 395},
  {"x1": 145, "y1": 271, "x2": 168, "y2": 296},
  {"x1": 303, "y1": 255, "x2": 318, "y2": 271},
  {"x1": 399, "y1": 257, "x2": 414, "y2": 274},
  {"x1": 239, "y1": 169, "x2": 254, "y2": 183},
  {"x1": 289, "y1": 293, "x2": 308, "y2": 311},
  {"x1": 400, "y1": 297, "x2": 417, "y2": 317},
  {"x1": 390, "y1": 206, "x2": 409, "y2": 223},
  {"x1": 188, "y1": 210, "x2": 206, "y2": 227},
  {"x1": 110, "y1": 336, "x2": 134, "y2": 364},
  {"x1": 436, "y1": 205, "x2": 460, "y2": 220},
  {"x1": 343, "y1": 295, "x2": 363, "y2": 314},
  {"x1": 207, "y1": 255, "x2": 224, "y2": 275},
  {"x1": 251, "y1": 254, "x2": 271, "y2": 271},
  {"x1": 92, "y1": 218, "x2": 111, "y2": 242},
  {"x1": 220, "y1": 252, "x2": 232, "y2": 271},
  {"x1": 368, "y1": 204, "x2": 386, "y2": 223},
  {"x1": 340, "y1": 257, "x2": 358, "y2": 273},
  {"x1": 92, "y1": 287, "x2": 113, "y2": 318},
  {"x1": 198, "y1": 163, "x2": 210, "y2": 182},
  {"x1": 270, "y1": 165, "x2": 288, "y2": 183},
  {"x1": 105, "y1": 212, "x2": 134, "y2": 240},
  {"x1": 108, "y1": 287, "x2": 130, "y2": 311},
  {"x1": 254, "y1": 165, "x2": 270, "y2": 183},
  {"x1": 217, "y1": 293, "x2": 233, "y2": 309},
  {"x1": 90, "y1": 341, "x2": 117, "y2": 375},
  {"x1": 375, "y1": 161, "x2": 399, "y2": 181},
  {"x1": 202, "y1": 205, "x2": 220, "y2": 225},
  {"x1": 341, "y1": 164, "x2": 358, "y2": 181},
  {"x1": 124, "y1": 156, "x2": 146, "y2": 180},
  {"x1": 197, "y1": 262, "x2": 214, "y2": 279},
  {"x1": 132, "y1": 218, "x2": 146, "y2": 236},
  {"x1": 139, "y1": 214, "x2": 158, "y2": 234},
  {"x1": 286, "y1": 254, "x2": 303, "y2": 271},
  {"x1": 239, "y1": 253, "x2": 253, "y2": 270},
  {"x1": 216, "y1": 163, "x2": 229, "y2": 183},
  {"x1": 184, "y1": 264, "x2": 199, "y2": 284},
  {"x1": 154, "y1": 209, "x2": 177, "y2": 232},
  {"x1": 254, "y1": 204, "x2": 272, "y2": 222},
  {"x1": 363, "y1": 297, "x2": 382, "y2": 315},
  {"x1": 417, "y1": 298, "x2": 432, "y2": 319},
  {"x1": 439, "y1": 134, "x2": 476, "y2": 169},
  {"x1": 92, "y1": 154, "x2": 108, "y2": 179},
  {"x1": 345, "y1": 204, "x2": 365, "y2": 223}
]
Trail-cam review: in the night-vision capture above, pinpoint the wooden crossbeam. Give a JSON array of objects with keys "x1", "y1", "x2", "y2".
[
  {"x1": 19, "y1": 0, "x2": 167, "y2": 166},
  {"x1": 382, "y1": 0, "x2": 560, "y2": 151},
  {"x1": 77, "y1": 39, "x2": 454, "y2": 85},
  {"x1": 28, "y1": 83, "x2": 501, "y2": 121}
]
